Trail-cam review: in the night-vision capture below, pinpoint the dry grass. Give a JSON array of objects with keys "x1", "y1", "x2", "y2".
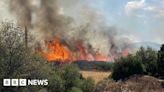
[{"x1": 80, "y1": 70, "x2": 111, "y2": 83}]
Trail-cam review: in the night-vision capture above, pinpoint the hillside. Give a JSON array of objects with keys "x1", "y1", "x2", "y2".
[{"x1": 96, "y1": 75, "x2": 164, "y2": 92}]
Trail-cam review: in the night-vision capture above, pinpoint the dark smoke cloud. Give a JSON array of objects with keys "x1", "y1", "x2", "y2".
[
  {"x1": 9, "y1": 0, "x2": 132, "y2": 56},
  {"x1": 10, "y1": 0, "x2": 32, "y2": 27}
]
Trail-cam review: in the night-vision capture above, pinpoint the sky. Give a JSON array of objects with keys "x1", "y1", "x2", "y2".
[
  {"x1": 86, "y1": 0, "x2": 164, "y2": 44},
  {"x1": 0, "y1": 0, "x2": 164, "y2": 44}
]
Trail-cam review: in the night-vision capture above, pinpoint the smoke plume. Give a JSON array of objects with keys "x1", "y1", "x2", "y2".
[{"x1": 9, "y1": 0, "x2": 132, "y2": 57}]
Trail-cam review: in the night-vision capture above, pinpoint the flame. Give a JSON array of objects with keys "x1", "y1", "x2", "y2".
[
  {"x1": 76, "y1": 43, "x2": 87, "y2": 60},
  {"x1": 95, "y1": 50, "x2": 107, "y2": 61},
  {"x1": 37, "y1": 36, "x2": 129, "y2": 62},
  {"x1": 39, "y1": 37, "x2": 72, "y2": 62}
]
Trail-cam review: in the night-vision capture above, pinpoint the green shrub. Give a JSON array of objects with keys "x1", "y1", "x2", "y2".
[
  {"x1": 50, "y1": 64, "x2": 96, "y2": 92},
  {"x1": 82, "y1": 77, "x2": 95, "y2": 92},
  {"x1": 48, "y1": 73, "x2": 65, "y2": 92},
  {"x1": 69, "y1": 87, "x2": 83, "y2": 92},
  {"x1": 111, "y1": 55, "x2": 145, "y2": 81},
  {"x1": 59, "y1": 64, "x2": 81, "y2": 90}
]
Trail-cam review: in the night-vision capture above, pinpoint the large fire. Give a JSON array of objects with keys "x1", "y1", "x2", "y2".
[
  {"x1": 38, "y1": 37, "x2": 72, "y2": 62},
  {"x1": 38, "y1": 36, "x2": 129, "y2": 62}
]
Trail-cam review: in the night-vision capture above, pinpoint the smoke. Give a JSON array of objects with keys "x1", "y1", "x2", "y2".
[
  {"x1": 10, "y1": 0, "x2": 32, "y2": 27},
  {"x1": 8, "y1": 0, "x2": 132, "y2": 56}
]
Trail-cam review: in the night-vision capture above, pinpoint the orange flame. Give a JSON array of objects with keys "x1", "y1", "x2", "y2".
[
  {"x1": 37, "y1": 36, "x2": 129, "y2": 62},
  {"x1": 95, "y1": 50, "x2": 107, "y2": 61},
  {"x1": 76, "y1": 43, "x2": 87, "y2": 60},
  {"x1": 40, "y1": 37, "x2": 72, "y2": 62}
]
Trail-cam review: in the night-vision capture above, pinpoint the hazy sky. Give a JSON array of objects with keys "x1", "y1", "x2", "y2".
[
  {"x1": 86, "y1": 0, "x2": 164, "y2": 44},
  {"x1": 0, "y1": 0, "x2": 164, "y2": 44}
]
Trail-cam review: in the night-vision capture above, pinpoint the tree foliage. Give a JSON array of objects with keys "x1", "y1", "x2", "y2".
[
  {"x1": 0, "y1": 22, "x2": 47, "y2": 92},
  {"x1": 82, "y1": 77, "x2": 95, "y2": 92},
  {"x1": 60, "y1": 64, "x2": 82, "y2": 91},
  {"x1": 158, "y1": 44, "x2": 164, "y2": 78},
  {"x1": 55, "y1": 64, "x2": 95, "y2": 92},
  {"x1": 69, "y1": 87, "x2": 83, "y2": 92},
  {"x1": 48, "y1": 73, "x2": 65, "y2": 92},
  {"x1": 111, "y1": 55, "x2": 145, "y2": 81},
  {"x1": 136, "y1": 47, "x2": 158, "y2": 76}
]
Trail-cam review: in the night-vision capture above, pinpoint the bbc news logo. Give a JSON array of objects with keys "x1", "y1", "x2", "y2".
[{"x1": 3, "y1": 79, "x2": 48, "y2": 86}]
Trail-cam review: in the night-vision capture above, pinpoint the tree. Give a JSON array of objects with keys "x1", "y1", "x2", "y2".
[
  {"x1": 0, "y1": 22, "x2": 51, "y2": 92},
  {"x1": 111, "y1": 55, "x2": 145, "y2": 81},
  {"x1": 158, "y1": 44, "x2": 164, "y2": 78},
  {"x1": 0, "y1": 22, "x2": 32, "y2": 92},
  {"x1": 136, "y1": 47, "x2": 158, "y2": 76}
]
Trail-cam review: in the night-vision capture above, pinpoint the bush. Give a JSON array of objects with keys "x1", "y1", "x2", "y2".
[
  {"x1": 59, "y1": 64, "x2": 82, "y2": 91},
  {"x1": 69, "y1": 87, "x2": 83, "y2": 92},
  {"x1": 57, "y1": 64, "x2": 96, "y2": 92},
  {"x1": 48, "y1": 73, "x2": 65, "y2": 92},
  {"x1": 111, "y1": 55, "x2": 145, "y2": 81},
  {"x1": 82, "y1": 77, "x2": 95, "y2": 92}
]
